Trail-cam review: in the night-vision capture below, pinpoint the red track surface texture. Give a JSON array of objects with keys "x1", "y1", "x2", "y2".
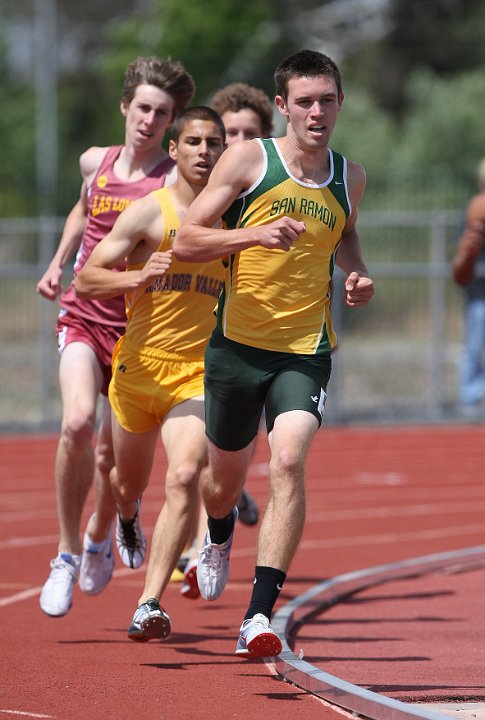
[{"x1": 1, "y1": 425, "x2": 484, "y2": 719}]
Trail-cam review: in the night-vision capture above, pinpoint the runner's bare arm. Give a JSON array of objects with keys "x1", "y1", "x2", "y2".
[
  {"x1": 75, "y1": 194, "x2": 172, "y2": 300},
  {"x1": 36, "y1": 192, "x2": 88, "y2": 300},
  {"x1": 335, "y1": 161, "x2": 374, "y2": 307},
  {"x1": 174, "y1": 142, "x2": 305, "y2": 262},
  {"x1": 36, "y1": 146, "x2": 111, "y2": 301}
]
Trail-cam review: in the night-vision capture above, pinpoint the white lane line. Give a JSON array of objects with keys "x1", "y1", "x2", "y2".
[
  {"x1": 2, "y1": 524, "x2": 484, "y2": 605},
  {"x1": 2, "y1": 535, "x2": 60, "y2": 548},
  {"x1": 0, "y1": 566, "x2": 143, "y2": 607},
  {"x1": 230, "y1": 522, "x2": 485, "y2": 558},
  {"x1": 0, "y1": 711, "x2": 55, "y2": 718},
  {"x1": 308, "y1": 500, "x2": 485, "y2": 521},
  {"x1": 298, "y1": 522, "x2": 485, "y2": 551},
  {"x1": 0, "y1": 588, "x2": 41, "y2": 606},
  {"x1": 4, "y1": 494, "x2": 485, "y2": 549},
  {"x1": 4, "y1": 497, "x2": 485, "y2": 527},
  {"x1": 0, "y1": 512, "x2": 58, "y2": 524},
  {"x1": 2, "y1": 519, "x2": 484, "y2": 557}
]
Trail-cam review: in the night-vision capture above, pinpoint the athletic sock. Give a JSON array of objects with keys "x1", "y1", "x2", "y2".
[
  {"x1": 84, "y1": 537, "x2": 106, "y2": 553},
  {"x1": 244, "y1": 565, "x2": 287, "y2": 621},
  {"x1": 207, "y1": 510, "x2": 236, "y2": 545}
]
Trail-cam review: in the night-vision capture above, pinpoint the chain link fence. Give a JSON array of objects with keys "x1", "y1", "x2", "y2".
[{"x1": 0, "y1": 207, "x2": 470, "y2": 431}]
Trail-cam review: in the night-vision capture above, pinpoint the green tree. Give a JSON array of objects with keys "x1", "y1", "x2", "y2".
[
  {"x1": 103, "y1": 0, "x2": 274, "y2": 102},
  {"x1": 331, "y1": 86, "x2": 397, "y2": 184},
  {"x1": 0, "y1": 39, "x2": 35, "y2": 215},
  {"x1": 342, "y1": 0, "x2": 485, "y2": 117},
  {"x1": 396, "y1": 67, "x2": 485, "y2": 191},
  {"x1": 4, "y1": 0, "x2": 485, "y2": 216}
]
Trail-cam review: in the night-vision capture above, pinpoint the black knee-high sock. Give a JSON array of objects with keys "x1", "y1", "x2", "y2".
[
  {"x1": 244, "y1": 566, "x2": 287, "y2": 621},
  {"x1": 207, "y1": 510, "x2": 236, "y2": 545}
]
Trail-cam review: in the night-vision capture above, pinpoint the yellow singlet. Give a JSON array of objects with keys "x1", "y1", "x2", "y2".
[{"x1": 124, "y1": 187, "x2": 225, "y2": 358}]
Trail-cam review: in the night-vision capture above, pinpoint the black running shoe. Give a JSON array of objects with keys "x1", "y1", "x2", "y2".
[
  {"x1": 237, "y1": 488, "x2": 259, "y2": 526},
  {"x1": 115, "y1": 499, "x2": 146, "y2": 569}
]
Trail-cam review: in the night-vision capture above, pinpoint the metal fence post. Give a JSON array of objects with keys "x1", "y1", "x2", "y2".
[
  {"x1": 428, "y1": 213, "x2": 449, "y2": 419},
  {"x1": 37, "y1": 216, "x2": 60, "y2": 424}
]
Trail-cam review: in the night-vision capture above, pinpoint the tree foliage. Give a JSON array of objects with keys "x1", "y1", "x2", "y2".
[
  {"x1": 341, "y1": 0, "x2": 485, "y2": 116},
  {"x1": 2, "y1": 0, "x2": 485, "y2": 215},
  {"x1": 103, "y1": 0, "x2": 273, "y2": 101},
  {"x1": 0, "y1": 36, "x2": 35, "y2": 215},
  {"x1": 397, "y1": 68, "x2": 485, "y2": 185}
]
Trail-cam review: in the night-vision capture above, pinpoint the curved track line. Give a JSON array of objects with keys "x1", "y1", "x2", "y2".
[{"x1": 270, "y1": 545, "x2": 485, "y2": 720}]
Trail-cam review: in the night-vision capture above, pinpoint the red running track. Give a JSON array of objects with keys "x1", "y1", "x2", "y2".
[
  {"x1": 297, "y1": 563, "x2": 485, "y2": 704},
  {"x1": 1, "y1": 425, "x2": 484, "y2": 720}
]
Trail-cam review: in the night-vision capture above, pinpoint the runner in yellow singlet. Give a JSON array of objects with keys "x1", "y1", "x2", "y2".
[
  {"x1": 174, "y1": 50, "x2": 375, "y2": 658},
  {"x1": 75, "y1": 106, "x2": 226, "y2": 641}
]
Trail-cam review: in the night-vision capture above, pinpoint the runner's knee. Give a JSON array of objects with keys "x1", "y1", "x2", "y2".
[{"x1": 61, "y1": 411, "x2": 96, "y2": 448}]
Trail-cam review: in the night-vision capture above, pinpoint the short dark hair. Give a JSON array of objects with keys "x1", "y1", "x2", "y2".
[
  {"x1": 171, "y1": 106, "x2": 226, "y2": 144},
  {"x1": 209, "y1": 83, "x2": 273, "y2": 138},
  {"x1": 274, "y1": 49, "x2": 342, "y2": 101},
  {"x1": 121, "y1": 56, "x2": 195, "y2": 117}
]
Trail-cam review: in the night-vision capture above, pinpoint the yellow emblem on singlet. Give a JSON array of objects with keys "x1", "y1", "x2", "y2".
[{"x1": 97, "y1": 175, "x2": 108, "y2": 189}]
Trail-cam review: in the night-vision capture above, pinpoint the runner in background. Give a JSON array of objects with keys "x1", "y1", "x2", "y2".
[
  {"x1": 36, "y1": 56, "x2": 195, "y2": 617},
  {"x1": 210, "y1": 82, "x2": 274, "y2": 527}
]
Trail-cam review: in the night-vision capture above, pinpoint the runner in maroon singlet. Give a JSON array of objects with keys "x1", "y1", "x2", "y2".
[{"x1": 36, "y1": 56, "x2": 195, "y2": 618}]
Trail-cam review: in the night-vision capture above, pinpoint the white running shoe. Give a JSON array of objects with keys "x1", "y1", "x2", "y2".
[
  {"x1": 115, "y1": 499, "x2": 146, "y2": 569},
  {"x1": 197, "y1": 507, "x2": 238, "y2": 601},
  {"x1": 39, "y1": 553, "x2": 81, "y2": 617},
  {"x1": 128, "y1": 598, "x2": 171, "y2": 642},
  {"x1": 235, "y1": 613, "x2": 283, "y2": 658},
  {"x1": 79, "y1": 519, "x2": 114, "y2": 595}
]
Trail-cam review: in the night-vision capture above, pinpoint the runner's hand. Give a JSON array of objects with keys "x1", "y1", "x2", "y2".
[
  {"x1": 139, "y1": 250, "x2": 173, "y2": 287},
  {"x1": 258, "y1": 217, "x2": 306, "y2": 251},
  {"x1": 36, "y1": 266, "x2": 63, "y2": 300},
  {"x1": 344, "y1": 272, "x2": 374, "y2": 307}
]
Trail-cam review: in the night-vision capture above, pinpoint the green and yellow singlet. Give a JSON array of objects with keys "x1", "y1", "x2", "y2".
[{"x1": 217, "y1": 138, "x2": 351, "y2": 355}]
